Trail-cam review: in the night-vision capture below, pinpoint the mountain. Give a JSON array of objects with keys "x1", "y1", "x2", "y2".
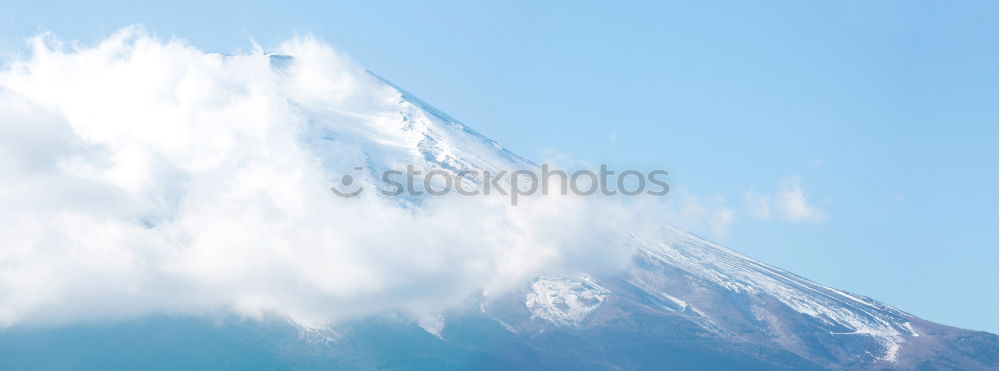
[{"x1": 0, "y1": 54, "x2": 994, "y2": 371}]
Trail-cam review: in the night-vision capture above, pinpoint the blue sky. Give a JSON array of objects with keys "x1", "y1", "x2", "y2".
[{"x1": 1, "y1": 1, "x2": 996, "y2": 332}]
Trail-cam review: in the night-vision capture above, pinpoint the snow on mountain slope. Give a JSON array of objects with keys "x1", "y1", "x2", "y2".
[
  {"x1": 265, "y1": 53, "x2": 995, "y2": 368},
  {"x1": 272, "y1": 51, "x2": 914, "y2": 339},
  {"x1": 266, "y1": 54, "x2": 531, "y2": 193},
  {"x1": 625, "y1": 225, "x2": 917, "y2": 362}
]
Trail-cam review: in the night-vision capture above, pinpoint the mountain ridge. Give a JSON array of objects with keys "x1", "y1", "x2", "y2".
[{"x1": 325, "y1": 60, "x2": 998, "y2": 369}]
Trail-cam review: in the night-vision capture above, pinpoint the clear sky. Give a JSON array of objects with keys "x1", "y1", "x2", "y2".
[{"x1": 1, "y1": 0, "x2": 996, "y2": 332}]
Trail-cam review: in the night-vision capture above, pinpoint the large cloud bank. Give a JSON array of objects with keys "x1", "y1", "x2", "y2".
[{"x1": 0, "y1": 27, "x2": 635, "y2": 327}]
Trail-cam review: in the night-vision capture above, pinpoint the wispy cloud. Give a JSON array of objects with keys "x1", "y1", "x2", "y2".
[
  {"x1": 746, "y1": 176, "x2": 827, "y2": 223},
  {"x1": 647, "y1": 191, "x2": 735, "y2": 238}
]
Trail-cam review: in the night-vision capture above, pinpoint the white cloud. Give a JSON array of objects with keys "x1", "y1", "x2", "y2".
[
  {"x1": 0, "y1": 27, "x2": 830, "y2": 329},
  {"x1": 746, "y1": 176, "x2": 827, "y2": 223},
  {"x1": 0, "y1": 27, "x2": 641, "y2": 327}
]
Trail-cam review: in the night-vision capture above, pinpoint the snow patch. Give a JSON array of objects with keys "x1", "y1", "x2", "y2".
[
  {"x1": 525, "y1": 275, "x2": 609, "y2": 327},
  {"x1": 662, "y1": 293, "x2": 687, "y2": 309},
  {"x1": 296, "y1": 324, "x2": 341, "y2": 344},
  {"x1": 418, "y1": 313, "x2": 445, "y2": 338}
]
